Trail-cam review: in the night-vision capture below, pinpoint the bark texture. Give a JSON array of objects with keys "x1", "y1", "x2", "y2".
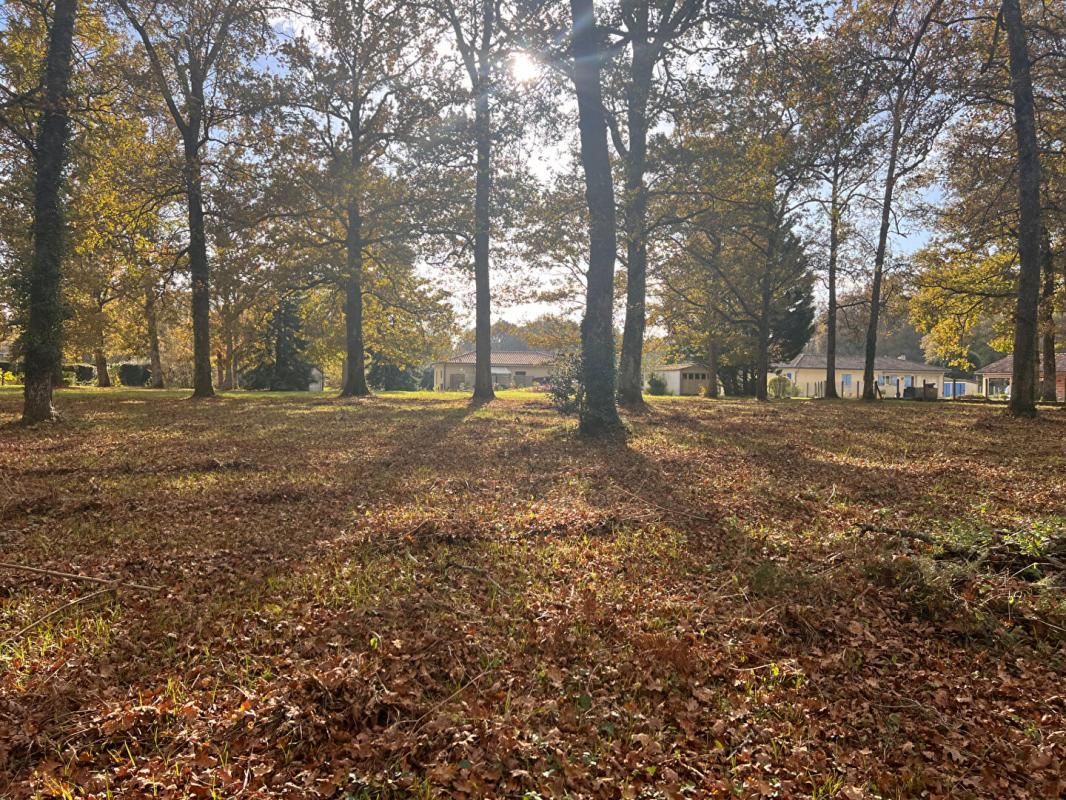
[
  {"x1": 616, "y1": 13, "x2": 652, "y2": 407},
  {"x1": 471, "y1": 0, "x2": 495, "y2": 401},
  {"x1": 755, "y1": 228, "x2": 774, "y2": 402},
  {"x1": 145, "y1": 287, "x2": 165, "y2": 388},
  {"x1": 21, "y1": 0, "x2": 78, "y2": 424},
  {"x1": 862, "y1": 109, "x2": 901, "y2": 401},
  {"x1": 571, "y1": 0, "x2": 621, "y2": 435},
  {"x1": 1039, "y1": 229, "x2": 1057, "y2": 402},
  {"x1": 1002, "y1": 0, "x2": 1042, "y2": 417},
  {"x1": 94, "y1": 348, "x2": 111, "y2": 387},
  {"x1": 824, "y1": 177, "x2": 840, "y2": 399},
  {"x1": 184, "y1": 132, "x2": 214, "y2": 398},
  {"x1": 707, "y1": 339, "x2": 719, "y2": 399},
  {"x1": 341, "y1": 200, "x2": 370, "y2": 397}
]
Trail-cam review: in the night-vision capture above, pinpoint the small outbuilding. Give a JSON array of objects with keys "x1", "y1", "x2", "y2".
[{"x1": 649, "y1": 363, "x2": 711, "y2": 396}]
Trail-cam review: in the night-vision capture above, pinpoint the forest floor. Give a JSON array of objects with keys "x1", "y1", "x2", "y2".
[{"x1": 1, "y1": 388, "x2": 1065, "y2": 799}]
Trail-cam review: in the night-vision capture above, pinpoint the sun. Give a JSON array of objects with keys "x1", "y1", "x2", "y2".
[{"x1": 510, "y1": 52, "x2": 538, "y2": 83}]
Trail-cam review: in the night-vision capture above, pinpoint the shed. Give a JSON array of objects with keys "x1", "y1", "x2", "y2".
[{"x1": 650, "y1": 363, "x2": 710, "y2": 396}]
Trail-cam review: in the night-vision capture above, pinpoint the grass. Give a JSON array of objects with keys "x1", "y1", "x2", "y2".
[{"x1": 1, "y1": 387, "x2": 1064, "y2": 799}]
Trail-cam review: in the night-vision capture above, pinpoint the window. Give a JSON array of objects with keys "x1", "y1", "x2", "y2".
[
  {"x1": 786, "y1": 372, "x2": 792, "y2": 380},
  {"x1": 841, "y1": 374, "x2": 852, "y2": 386},
  {"x1": 958, "y1": 384, "x2": 965, "y2": 396}
]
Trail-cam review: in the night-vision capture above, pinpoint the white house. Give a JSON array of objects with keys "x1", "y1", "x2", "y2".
[
  {"x1": 773, "y1": 353, "x2": 948, "y2": 399},
  {"x1": 431, "y1": 350, "x2": 555, "y2": 391}
]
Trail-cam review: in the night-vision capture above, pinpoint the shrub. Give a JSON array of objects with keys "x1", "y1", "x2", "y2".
[
  {"x1": 118, "y1": 363, "x2": 151, "y2": 387},
  {"x1": 768, "y1": 375, "x2": 797, "y2": 399},
  {"x1": 367, "y1": 360, "x2": 419, "y2": 391},
  {"x1": 647, "y1": 374, "x2": 668, "y2": 395},
  {"x1": 62, "y1": 364, "x2": 95, "y2": 385},
  {"x1": 547, "y1": 351, "x2": 584, "y2": 415}
]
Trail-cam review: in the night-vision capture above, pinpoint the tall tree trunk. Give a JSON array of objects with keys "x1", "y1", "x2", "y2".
[
  {"x1": 824, "y1": 172, "x2": 840, "y2": 399},
  {"x1": 144, "y1": 287, "x2": 165, "y2": 388},
  {"x1": 21, "y1": 0, "x2": 78, "y2": 424},
  {"x1": 225, "y1": 334, "x2": 237, "y2": 391},
  {"x1": 756, "y1": 241, "x2": 773, "y2": 402},
  {"x1": 341, "y1": 201, "x2": 369, "y2": 397},
  {"x1": 707, "y1": 338, "x2": 719, "y2": 398},
  {"x1": 1002, "y1": 0, "x2": 1042, "y2": 417},
  {"x1": 571, "y1": 0, "x2": 620, "y2": 435},
  {"x1": 617, "y1": 24, "x2": 652, "y2": 407},
  {"x1": 183, "y1": 132, "x2": 214, "y2": 398},
  {"x1": 95, "y1": 346, "x2": 111, "y2": 387},
  {"x1": 862, "y1": 106, "x2": 902, "y2": 401},
  {"x1": 472, "y1": 1, "x2": 494, "y2": 402},
  {"x1": 1039, "y1": 228, "x2": 1056, "y2": 402}
]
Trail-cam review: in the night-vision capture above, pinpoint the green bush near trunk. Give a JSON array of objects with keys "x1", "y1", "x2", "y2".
[{"x1": 119, "y1": 363, "x2": 151, "y2": 387}]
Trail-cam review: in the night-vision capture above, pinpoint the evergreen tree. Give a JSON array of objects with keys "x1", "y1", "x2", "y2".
[{"x1": 241, "y1": 296, "x2": 313, "y2": 391}]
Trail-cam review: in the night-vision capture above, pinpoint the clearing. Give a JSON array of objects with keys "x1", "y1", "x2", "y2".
[{"x1": 1, "y1": 389, "x2": 1064, "y2": 798}]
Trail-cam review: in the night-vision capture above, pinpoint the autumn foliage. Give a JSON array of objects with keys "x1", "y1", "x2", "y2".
[{"x1": 1, "y1": 389, "x2": 1063, "y2": 798}]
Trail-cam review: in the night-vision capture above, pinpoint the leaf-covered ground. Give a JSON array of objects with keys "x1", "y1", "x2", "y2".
[{"x1": 1, "y1": 388, "x2": 1064, "y2": 799}]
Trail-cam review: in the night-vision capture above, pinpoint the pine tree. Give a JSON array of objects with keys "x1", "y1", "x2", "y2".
[{"x1": 241, "y1": 296, "x2": 313, "y2": 391}]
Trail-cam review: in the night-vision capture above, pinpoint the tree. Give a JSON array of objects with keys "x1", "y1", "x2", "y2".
[
  {"x1": 1038, "y1": 228, "x2": 1057, "y2": 402},
  {"x1": 19, "y1": 0, "x2": 78, "y2": 423},
  {"x1": 241, "y1": 295, "x2": 314, "y2": 391},
  {"x1": 908, "y1": 246, "x2": 1015, "y2": 368},
  {"x1": 655, "y1": 46, "x2": 816, "y2": 402},
  {"x1": 917, "y1": 0, "x2": 1065, "y2": 405},
  {"x1": 426, "y1": 0, "x2": 501, "y2": 401},
  {"x1": 607, "y1": 0, "x2": 704, "y2": 407},
  {"x1": 299, "y1": 243, "x2": 457, "y2": 386},
  {"x1": 62, "y1": 105, "x2": 179, "y2": 389},
  {"x1": 570, "y1": 0, "x2": 622, "y2": 435},
  {"x1": 1001, "y1": 0, "x2": 1043, "y2": 416},
  {"x1": 797, "y1": 33, "x2": 877, "y2": 399},
  {"x1": 845, "y1": 0, "x2": 956, "y2": 401},
  {"x1": 114, "y1": 0, "x2": 269, "y2": 398},
  {"x1": 279, "y1": 0, "x2": 433, "y2": 398}
]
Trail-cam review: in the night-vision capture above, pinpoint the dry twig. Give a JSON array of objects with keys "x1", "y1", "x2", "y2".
[{"x1": 0, "y1": 561, "x2": 161, "y2": 592}]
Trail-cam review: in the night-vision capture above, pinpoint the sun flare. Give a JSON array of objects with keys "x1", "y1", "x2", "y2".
[{"x1": 510, "y1": 51, "x2": 538, "y2": 83}]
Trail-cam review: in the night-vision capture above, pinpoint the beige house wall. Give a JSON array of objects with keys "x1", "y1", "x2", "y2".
[
  {"x1": 433, "y1": 363, "x2": 552, "y2": 391},
  {"x1": 781, "y1": 366, "x2": 946, "y2": 398}
]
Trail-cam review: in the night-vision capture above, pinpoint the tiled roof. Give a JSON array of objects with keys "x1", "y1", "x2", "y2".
[
  {"x1": 440, "y1": 350, "x2": 555, "y2": 366},
  {"x1": 976, "y1": 353, "x2": 1066, "y2": 376},
  {"x1": 773, "y1": 353, "x2": 946, "y2": 373}
]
